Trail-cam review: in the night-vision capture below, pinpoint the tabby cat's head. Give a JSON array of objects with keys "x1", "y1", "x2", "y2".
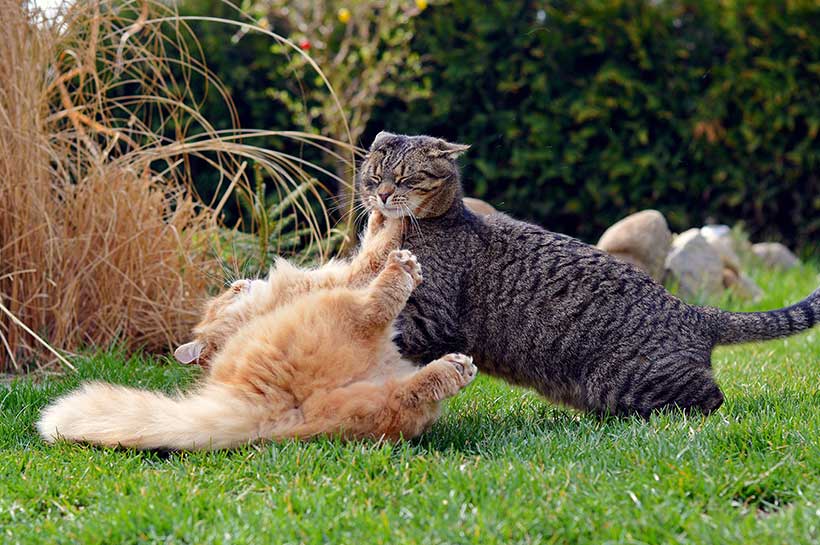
[{"x1": 358, "y1": 132, "x2": 470, "y2": 219}]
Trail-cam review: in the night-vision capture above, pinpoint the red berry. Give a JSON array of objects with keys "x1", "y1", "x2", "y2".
[{"x1": 299, "y1": 39, "x2": 311, "y2": 51}]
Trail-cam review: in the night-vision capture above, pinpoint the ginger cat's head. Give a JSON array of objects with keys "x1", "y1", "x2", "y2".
[
  {"x1": 357, "y1": 132, "x2": 470, "y2": 220},
  {"x1": 174, "y1": 278, "x2": 266, "y2": 366}
]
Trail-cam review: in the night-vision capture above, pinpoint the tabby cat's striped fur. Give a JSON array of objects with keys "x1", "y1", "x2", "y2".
[{"x1": 358, "y1": 132, "x2": 819, "y2": 417}]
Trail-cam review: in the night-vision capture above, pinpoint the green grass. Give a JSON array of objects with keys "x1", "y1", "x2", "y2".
[{"x1": 2, "y1": 265, "x2": 819, "y2": 544}]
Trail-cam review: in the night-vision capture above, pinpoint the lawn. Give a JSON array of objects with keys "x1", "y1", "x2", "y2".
[{"x1": 1, "y1": 264, "x2": 819, "y2": 544}]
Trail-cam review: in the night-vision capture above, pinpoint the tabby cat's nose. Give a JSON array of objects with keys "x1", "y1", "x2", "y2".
[{"x1": 378, "y1": 190, "x2": 394, "y2": 204}]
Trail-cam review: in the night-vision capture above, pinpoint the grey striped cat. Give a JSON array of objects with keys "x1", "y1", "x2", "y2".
[{"x1": 357, "y1": 131, "x2": 819, "y2": 418}]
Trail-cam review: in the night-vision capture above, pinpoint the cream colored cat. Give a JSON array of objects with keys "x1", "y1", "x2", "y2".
[
  {"x1": 37, "y1": 216, "x2": 477, "y2": 450},
  {"x1": 174, "y1": 211, "x2": 411, "y2": 367}
]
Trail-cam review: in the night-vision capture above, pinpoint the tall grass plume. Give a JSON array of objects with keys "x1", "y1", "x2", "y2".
[{"x1": 0, "y1": 0, "x2": 346, "y2": 372}]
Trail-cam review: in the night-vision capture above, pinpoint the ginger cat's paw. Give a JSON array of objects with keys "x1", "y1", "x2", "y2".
[
  {"x1": 366, "y1": 209, "x2": 386, "y2": 236},
  {"x1": 397, "y1": 353, "x2": 477, "y2": 407},
  {"x1": 230, "y1": 279, "x2": 251, "y2": 293},
  {"x1": 388, "y1": 250, "x2": 423, "y2": 287},
  {"x1": 439, "y1": 353, "x2": 477, "y2": 387}
]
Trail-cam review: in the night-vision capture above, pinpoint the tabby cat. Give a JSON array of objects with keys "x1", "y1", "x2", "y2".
[
  {"x1": 38, "y1": 216, "x2": 476, "y2": 449},
  {"x1": 358, "y1": 131, "x2": 819, "y2": 418}
]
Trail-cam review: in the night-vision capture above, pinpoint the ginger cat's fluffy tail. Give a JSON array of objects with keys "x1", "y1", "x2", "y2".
[{"x1": 37, "y1": 382, "x2": 276, "y2": 450}]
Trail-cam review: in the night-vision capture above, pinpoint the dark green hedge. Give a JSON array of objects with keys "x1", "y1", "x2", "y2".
[{"x1": 368, "y1": 0, "x2": 819, "y2": 250}]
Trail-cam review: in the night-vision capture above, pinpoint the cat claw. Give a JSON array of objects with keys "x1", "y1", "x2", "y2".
[
  {"x1": 366, "y1": 209, "x2": 386, "y2": 234},
  {"x1": 230, "y1": 279, "x2": 251, "y2": 293},
  {"x1": 441, "y1": 353, "x2": 477, "y2": 386},
  {"x1": 388, "y1": 250, "x2": 423, "y2": 286}
]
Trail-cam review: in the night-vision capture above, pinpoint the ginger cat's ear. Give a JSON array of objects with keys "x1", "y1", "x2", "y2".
[
  {"x1": 429, "y1": 138, "x2": 470, "y2": 160},
  {"x1": 174, "y1": 341, "x2": 204, "y2": 364}
]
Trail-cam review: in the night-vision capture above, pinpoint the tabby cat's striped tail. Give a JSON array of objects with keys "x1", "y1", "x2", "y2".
[{"x1": 712, "y1": 286, "x2": 819, "y2": 345}]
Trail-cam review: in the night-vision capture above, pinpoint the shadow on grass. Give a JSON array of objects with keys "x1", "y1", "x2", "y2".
[
  {"x1": 12, "y1": 350, "x2": 820, "y2": 464},
  {"x1": 413, "y1": 405, "x2": 623, "y2": 455}
]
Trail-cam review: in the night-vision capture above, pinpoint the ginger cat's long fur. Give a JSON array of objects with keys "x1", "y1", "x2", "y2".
[{"x1": 37, "y1": 215, "x2": 476, "y2": 450}]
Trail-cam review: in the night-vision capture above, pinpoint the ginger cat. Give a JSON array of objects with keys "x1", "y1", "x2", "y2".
[
  {"x1": 175, "y1": 211, "x2": 411, "y2": 367},
  {"x1": 37, "y1": 216, "x2": 477, "y2": 450}
]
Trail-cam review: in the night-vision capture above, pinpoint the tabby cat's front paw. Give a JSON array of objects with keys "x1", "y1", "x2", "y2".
[
  {"x1": 440, "y1": 353, "x2": 477, "y2": 387},
  {"x1": 388, "y1": 250, "x2": 423, "y2": 287}
]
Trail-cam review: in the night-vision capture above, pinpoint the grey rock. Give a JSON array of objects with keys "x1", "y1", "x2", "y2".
[
  {"x1": 665, "y1": 228, "x2": 724, "y2": 300},
  {"x1": 700, "y1": 225, "x2": 731, "y2": 239},
  {"x1": 752, "y1": 242, "x2": 800, "y2": 270},
  {"x1": 700, "y1": 224, "x2": 742, "y2": 274}
]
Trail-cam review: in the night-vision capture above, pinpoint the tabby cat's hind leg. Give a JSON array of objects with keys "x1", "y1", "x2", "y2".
[{"x1": 598, "y1": 354, "x2": 724, "y2": 418}]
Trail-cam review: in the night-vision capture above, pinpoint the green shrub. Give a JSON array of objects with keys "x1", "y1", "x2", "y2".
[{"x1": 369, "y1": 0, "x2": 819, "y2": 250}]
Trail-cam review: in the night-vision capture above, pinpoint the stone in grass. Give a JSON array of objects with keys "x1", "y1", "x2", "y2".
[
  {"x1": 596, "y1": 209, "x2": 672, "y2": 282},
  {"x1": 665, "y1": 228, "x2": 724, "y2": 300},
  {"x1": 700, "y1": 224, "x2": 742, "y2": 274},
  {"x1": 751, "y1": 242, "x2": 800, "y2": 270},
  {"x1": 463, "y1": 197, "x2": 497, "y2": 217}
]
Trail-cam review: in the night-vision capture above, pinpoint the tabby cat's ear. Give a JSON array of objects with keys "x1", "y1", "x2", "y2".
[
  {"x1": 174, "y1": 340, "x2": 204, "y2": 364},
  {"x1": 429, "y1": 139, "x2": 471, "y2": 159},
  {"x1": 369, "y1": 131, "x2": 396, "y2": 151}
]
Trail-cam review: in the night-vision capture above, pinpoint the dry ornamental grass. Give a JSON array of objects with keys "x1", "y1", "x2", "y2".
[{"x1": 0, "y1": 0, "x2": 352, "y2": 372}]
